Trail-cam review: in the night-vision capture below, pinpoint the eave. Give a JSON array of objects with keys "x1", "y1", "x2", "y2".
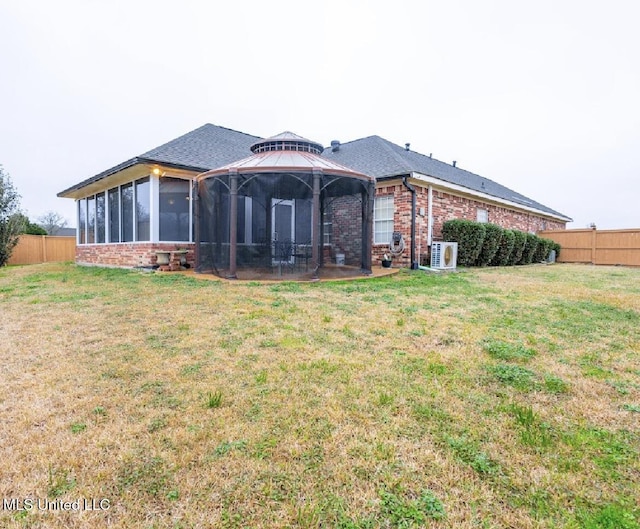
[
  {"x1": 57, "y1": 158, "x2": 202, "y2": 200},
  {"x1": 377, "y1": 172, "x2": 572, "y2": 223}
]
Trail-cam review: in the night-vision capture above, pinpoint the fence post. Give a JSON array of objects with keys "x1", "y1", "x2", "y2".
[
  {"x1": 591, "y1": 227, "x2": 597, "y2": 265},
  {"x1": 42, "y1": 235, "x2": 47, "y2": 263}
]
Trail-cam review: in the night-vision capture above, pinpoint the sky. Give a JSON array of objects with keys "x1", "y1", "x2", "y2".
[{"x1": 1, "y1": 0, "x2": 639, "y2": 230}]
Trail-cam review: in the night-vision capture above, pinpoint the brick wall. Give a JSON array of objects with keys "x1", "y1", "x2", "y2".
[
  {"x1": 76, "y1": 243, "x2": 196, "y2": 268},
  {"x1": 373, "y1": 184, "x2": 566, "y2": 267},
  {"x1": 430, "y1": 190, "x2": 565, "y2": 237},
  {"x1": 330, "y1": 195, "x2": 363, "y2": 266}
]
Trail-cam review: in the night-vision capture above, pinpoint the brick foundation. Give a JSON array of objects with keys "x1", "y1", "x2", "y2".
[{"x1": 76, "y1": 243, "x2": 195, "y2": 268}]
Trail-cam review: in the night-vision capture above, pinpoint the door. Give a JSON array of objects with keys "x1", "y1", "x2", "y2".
[{"x1": 272, "y1": 199, "x2": 295, "y2": 264}]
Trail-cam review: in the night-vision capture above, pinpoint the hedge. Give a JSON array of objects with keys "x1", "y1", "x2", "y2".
[
  {"x1": 491, "y1": 229, "x2": 515, "y2": 266},
  {"x1": 509, "y1": 230, "x2": 527, "y2": 265},
  {"x1": 476, "y1": 223, "x2": 503, "y2": 266},
  {"x1": 519, "y1": 233, "x2": 539, "y2": 264},
  {"x1": 442, "y1": 219, "x2": 486, "y2": 267},
  {"x1": 437, "y1": 220, "x2": 561, "y2": 268},
  {"x1": 533, "y1": 238, "x2": 554, "y2": 262}
]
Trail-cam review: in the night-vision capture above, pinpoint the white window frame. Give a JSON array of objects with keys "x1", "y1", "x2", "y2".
[
  {"x1": 477, "y1": 208, "x2": 488, "y2": 223},
  {"x1": 374, "y1": 195, "x2": 394, "y2": 244}
]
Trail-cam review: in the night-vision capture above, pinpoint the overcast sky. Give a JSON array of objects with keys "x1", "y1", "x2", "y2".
[{"x1": 1, "y1": 0, "x2": 639, "y2": 230}]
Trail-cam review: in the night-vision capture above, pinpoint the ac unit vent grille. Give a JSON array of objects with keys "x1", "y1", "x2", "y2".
[{"x1": 431, "y1": 242, "x2": 458, "y2": 270}]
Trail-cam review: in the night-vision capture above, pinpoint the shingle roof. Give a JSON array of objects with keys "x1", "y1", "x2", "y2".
[
  {"x1": 322, "y1": 135, "x2": 570, "y2": 220},
  {"x1": 140, "y1": 123, "x2": 260, "y2": 169},
  {"x1": 57, "y1": 124, "x2": 260, "y2": 197},
  {"x1": 58, "y1": 124, "x2": 571, "y2": 221}
]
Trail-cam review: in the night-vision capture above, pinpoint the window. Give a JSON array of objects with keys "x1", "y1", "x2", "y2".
[
  {"x1": 477, "y1": 208, "x2": 488, "y2": 223},
  {"x1": 96, "y1": 192, "x2": 105, "y2": 243},
  {"x1": 121, "y1": 183, "x2": 134, "y2": 242},
  {"x1": 87, "y1": 196, "x2": 96, "y2": 244},
  {"x1": 323, "y1": 208, "x2": 332, "y2": 245},
  {"x1": 159, "y1": 177, "x2": 190, "y2": 241},
  {"x1": 78, "y1": 199, "x2": 87, "y2": 244},
  {"x1": 374, "y1": 195, "x2": 394, "y2": 244},
  {"x1": 108, "y1": 188, "x2": 120, "y2": 242},
  {"x1": 135, "y1": 177, "x2": 150, "y2": 241}
]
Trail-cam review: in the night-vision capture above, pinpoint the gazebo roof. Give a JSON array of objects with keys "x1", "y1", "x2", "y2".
[{"x1": 198, "y1": 132, "x2": 373, "y2": 181}]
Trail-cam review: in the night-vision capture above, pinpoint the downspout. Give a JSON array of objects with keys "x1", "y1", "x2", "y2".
[
  {"x1": 402, "y1": 175, "x2": 419, "y2": 270},
  {"x1": 427, "y1": 185, "x2": 433, "y2": 247}
]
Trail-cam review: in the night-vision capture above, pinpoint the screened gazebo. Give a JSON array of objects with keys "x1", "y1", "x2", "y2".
[{"x1": 195, "y1": 132, "x2": 374, "y2": 279}]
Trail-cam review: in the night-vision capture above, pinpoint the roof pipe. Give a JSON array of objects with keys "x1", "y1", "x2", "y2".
[{"x1": 402, "y1": 175, "x2": 419, "y2": 270}]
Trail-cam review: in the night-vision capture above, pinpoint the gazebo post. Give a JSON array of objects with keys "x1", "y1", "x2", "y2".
[
  {"x1": 311, "y1": 169, "x2": 322, "y2": 278},
  {"x1": 228, "y1": 169, "x2": 238, "y2": 279},
  {"x1": 193, "y1": 179, "x2": 200, "y2": 272},
  {"x1": 319, "y1": 198, "x2": 325, "y2": 268},
  {"x1": 361, "y1": 181, "x2": 374, "y2": 274}
]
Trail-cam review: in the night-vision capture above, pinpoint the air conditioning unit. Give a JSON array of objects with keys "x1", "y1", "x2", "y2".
[{"x1": 431, "y1": 242, "x2": 458, "y2": 270}]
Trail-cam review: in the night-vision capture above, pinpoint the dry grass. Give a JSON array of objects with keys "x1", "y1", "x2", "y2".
[{"x1": 0, "y1": 262, "x2": 639, "y2": 528}]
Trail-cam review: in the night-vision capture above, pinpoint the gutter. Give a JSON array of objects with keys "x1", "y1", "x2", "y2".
[
  {"x1": 57, "y1": 157, "x2": 209, "y2": 198},
  {"x1": 377, "y1": 173, "x2": 572, "y2": 223},
  {"x1": 402, "y1": 175, "x2": 419, "y2": 270}
]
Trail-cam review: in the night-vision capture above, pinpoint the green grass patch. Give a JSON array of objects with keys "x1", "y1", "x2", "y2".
[{"x1": 482, "y1": 339, "x2": 537, "y2": 362}]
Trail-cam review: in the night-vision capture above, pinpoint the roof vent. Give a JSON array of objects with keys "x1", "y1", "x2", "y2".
[
  {"x1": 331, "y1": 140, "x2": 340, "y2": 152},
  {"x1": 452, "y1": 160, "x2": 457, "y2": 167},
  {"x1": 405, "y1": 143, "x2": 410, "y2": 151},
  {"x1": 429, "y1": 153, "x2": 432, "y2": 158}
]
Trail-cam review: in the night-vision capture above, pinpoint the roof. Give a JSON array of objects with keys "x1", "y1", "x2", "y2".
[
  {"x1": 57, "y1": 123, "x2": 571, "y2": 221},
  {"x1": 200, "y1": 131, "x2": 372, "y2": 181},
  {"x1": 57, "y1": 124, "x2": 260, "y2": 197},
  {"x1": 322, "y1": 135, "x2": 571, "y2": 220}
]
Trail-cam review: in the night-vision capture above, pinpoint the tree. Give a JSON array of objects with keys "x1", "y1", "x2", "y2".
[
  {"x1": 11, "y1": 212, "x2": 47, "y2": 235},
  {"x1": 38, "y1": 210, "x2": 68, "y2": 235},
  {"x1": 0, "y1": 166, "x2": 25, "y2": 266}
]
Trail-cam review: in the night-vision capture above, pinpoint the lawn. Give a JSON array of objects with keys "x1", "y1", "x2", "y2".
[{"x1": 0, "y1": 262, "x2": 639, "y2": 529}]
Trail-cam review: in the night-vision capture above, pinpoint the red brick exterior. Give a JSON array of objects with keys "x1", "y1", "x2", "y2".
[
  {"x1": 330, "y1": 195, "x2": 363, "y2": 266},
  {"x1": 76, "y1": 243, "x2": 195, "y2": 268},
  {"x1": 74, "y1": 184, "x2": 566, "y2": 270},
  {"x1": 373, "y1": 183, "x2": 567, "y2": 268}
]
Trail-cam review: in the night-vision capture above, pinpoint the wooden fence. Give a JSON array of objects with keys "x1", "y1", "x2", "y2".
[
  {"x1": 7, "y1": 235, "x2": 76, "y2": 265},
  {"x1": 538, "y1": 228, "x2": 640, "y2": 266}
]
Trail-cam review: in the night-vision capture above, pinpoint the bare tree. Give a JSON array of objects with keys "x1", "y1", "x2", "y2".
[
  {"x1": 38, "y1": 210, "x2": 68, "y2": 235},
  {"x1": 0, "y1": 166, "x2": 24, "y2": 266}
]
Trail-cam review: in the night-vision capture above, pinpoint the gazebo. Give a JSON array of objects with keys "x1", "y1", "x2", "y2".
[{"x1": 195, "y1": 132, "x2": 374, "y2": 279}]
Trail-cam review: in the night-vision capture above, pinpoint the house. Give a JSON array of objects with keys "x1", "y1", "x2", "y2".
[{"x1": 57, "y1": 123, "x2": 570, "y2": 274}]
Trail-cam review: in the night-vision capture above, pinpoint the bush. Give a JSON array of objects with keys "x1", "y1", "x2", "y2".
[
  {"x1": 476, "y1": 224, "x2": 503, "y2": 266},
  {"x1": 519, "y1": 233, "x2": 540, "y2": 264},
  {"x1": 551, "y1": 241, "x2": 561, "y2": 259},
  {"x1": 491, "y1": 229, "x2": 515, "y2": 266},
  {"x1": 442, "y1": 219, "x2": 486, "y2": 267},
  {"x1": 533, "y1": 238, "x2": 554, "y2": 262},
  {"x1": 509, "y1": 230, "x2": 527, "y2": 265}
]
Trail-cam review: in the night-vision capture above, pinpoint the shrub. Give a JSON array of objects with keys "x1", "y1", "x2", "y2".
[
  {"x1": 442, "y1": 219, "x2": 486, "y2": 267},
  {"x1": 551, "y1": 241, "x2": 561, "y2": 259},
  {"x1": 476, "y1": 224, "x2": 503, "y2": 266},
  {"x1": 509, "y1": 230, "x2": 527, "y2": 265},
  {"x1": 491, "y1": 229, "x2": 515, "y2": 266},
  {"x1": 533, "y1": 238, "x2": 554, "y2": 262},
  {"x1": 519, "y1": 233, "x2": 540, "y2": 264}
]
